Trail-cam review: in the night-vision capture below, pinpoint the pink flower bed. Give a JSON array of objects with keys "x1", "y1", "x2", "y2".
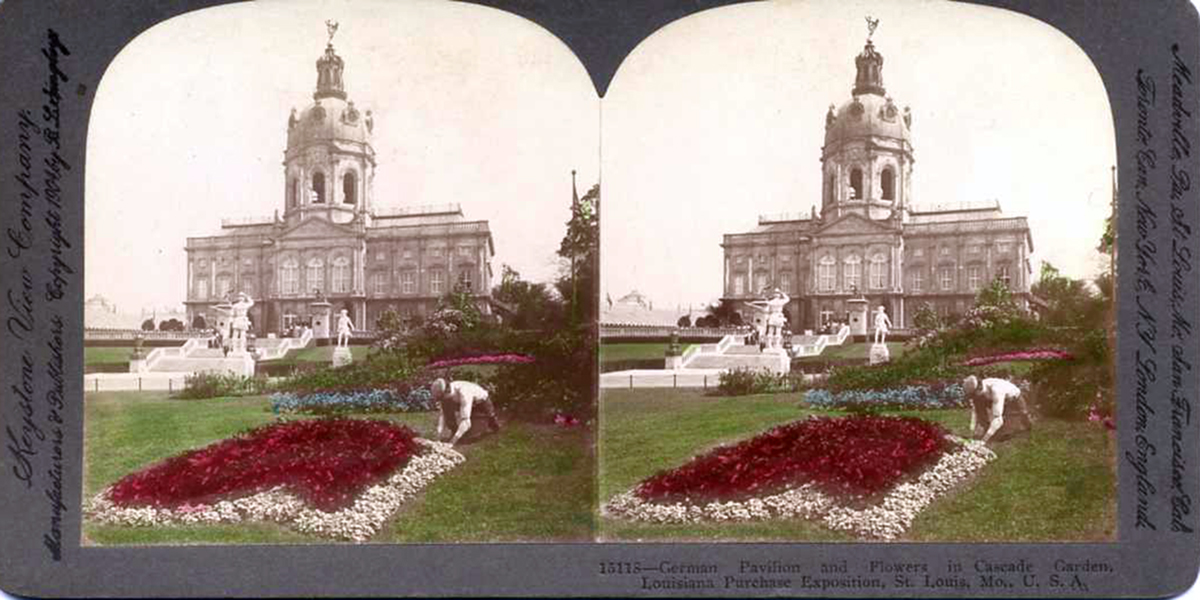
[
  {"x1": 961, "y1": 348, "x2": 1073, "y2": 367},
  {"x1": 427, "y1": 354, "x2": 535, "y2": 369}
]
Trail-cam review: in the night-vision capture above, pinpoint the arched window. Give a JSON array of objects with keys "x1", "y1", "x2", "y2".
[
  {"x1": 342, "y1": 171, "x2": 356, "y2": 204},
  {"x1": 288, "y1": 178, "x2": 299, "y2": 208},
  {"x1": 869, "y1": 253, "x2": 887, "y2": 289},
  {"x1": 331, "y1": 256, "x2": 351, "y2": 294},
  {"x1": 311, "y1": 172, "x2": 326, "y2": 204},
  {"x1": 844, "y1": 255, "x2": 861, "y2": 292},
  {"x1": 881, "y1": 167, "x2": 895, "y2": 201},
  {"x1": 280, "y1": 259, "x2": 299, "y2": 296},
  {"x1": 818, "y1": 256, "x2": 836, "y2": 292},
  {"x1": 827, "y1": 175, "x2": 835, "y2": 203},
  {"x1": 850, "y1": 168, "x2": 863, "y2": 199},
  {"x1": 306, "y1": 258, "x2": 324, "y2": 294}
]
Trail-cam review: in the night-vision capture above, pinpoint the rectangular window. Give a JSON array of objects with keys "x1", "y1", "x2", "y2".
[
  {"x1": 869, "y1": 259, "x2": 886, "y2": 289},
  {"x1": 968, "y1": 266, "x2": 981, "y2": 291},
  {"x1": 458, "y1": 270, "x2": 473, "y2": 291},
  {"x1": 780, "y1": 272, "x2": 791, "y2": 293},
  {"x1": 196, "y1": 278, "x2": 209, "y2": 300},
  {"x1": 911, "y1": 270, "x2": 923, "y2": 292},
  {"x1": 913, "y1": 248, "x2": 924, "y2": 258},
  {"x1": 458, "y1": 246, "x2": 471, "y2": 257},
  {"x1": 376, "y1": 250, "x2": 387, "y2": 261},
  {"x1": 734, "y1": 274, "x2": 745, "y2": 295},
  {"x1": 402, "y1": 248, "x2": 413, "y2": 259},
  {"x1": 282, "y1": 267, "x2": 297, "y2": 296},
  {"x1": 844, "y1": 261, "x2": 860, "y2": 292},
  {"x1": 997, "y1": 241, "x2": 1012, "y2": 253},
  {"x1": 430, "y1": 247, "x2": 444, "y2": 258},
  {"x1": 818, "y1": 263, "x2": 835, "y2": 292},
  {"x1": 968, "y1": 245, "x2": 981, "y2": 254},
  {"x1": 373, "y1": 272, "x2": 388, "y2": 296},
  {"x1": 216, "y1": 277, "x2": 231, "y2": 300},
  {"x1": 430, "y1": 270, "x2": 444, "y2": 295},
  {"x1": 939, "y1": 246, "x2": 950, "y2": 256},
  {"x1": 401, "y1": 271, "x2": 415, "y2": 295},
  {"x1": 940, "y1": 267, "x2": 953, "y2": 291},
  {"x1": 307, "y1": 265, "x2": 323, "y2": 295},
  {"x1": 999, "y1": 265, "x2": 1012, "y2": 288}
]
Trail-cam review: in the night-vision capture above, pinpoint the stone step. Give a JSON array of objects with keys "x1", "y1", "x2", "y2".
[
  {"x1": 150, "y1": 356, "x2": 254, "y2": 376},
  {"x1": 686, "y1": 353, "x2": 789, "y2": 373},
  {"x1": 187, "y1": 348, "x2": 226, "y2": 358}
]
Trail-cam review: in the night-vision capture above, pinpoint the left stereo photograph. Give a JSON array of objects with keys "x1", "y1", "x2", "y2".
[{"x1": 82, "y1": 0, "x2": 599, "y2": 545}]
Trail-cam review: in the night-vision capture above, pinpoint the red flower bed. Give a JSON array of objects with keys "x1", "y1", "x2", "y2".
[
  {"x1": 635, "y1": 415, "x2": 950, "y2": 503},
  {"x1": 108, "y1": 419, "x2": 423, "y2": 512}
]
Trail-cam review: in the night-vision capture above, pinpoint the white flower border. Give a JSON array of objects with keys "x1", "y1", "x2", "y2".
[
  {"x1": 603, "y1": 436, "x2": 995, "y2": 540},
  {"x1": 85, "y1": 439, "x2": 465, "y2": 542}
]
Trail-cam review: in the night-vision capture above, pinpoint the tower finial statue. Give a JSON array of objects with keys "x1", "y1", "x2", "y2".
[
  {"x1": 866, "y1": 16, "x2": 879, "y2": 42},
  {"x1": 326, "y1": 19, "x2": 339, "y2": 45}
]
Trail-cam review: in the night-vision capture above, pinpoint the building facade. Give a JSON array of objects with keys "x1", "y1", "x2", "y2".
[
  {"x1": 185, "y1": 37, "x2": 494, "y2": 335},
  {"x1": 721, "y1": 34, "x2": 1033, "y2": 331}
]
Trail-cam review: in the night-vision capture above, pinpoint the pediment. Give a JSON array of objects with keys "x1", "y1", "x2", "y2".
[
  {"x1": 812, "y1": 212, "x2": 897, "y2": 237},
  {"x1": 280, "y1": 216, "x2": 359, "y2": 239}
]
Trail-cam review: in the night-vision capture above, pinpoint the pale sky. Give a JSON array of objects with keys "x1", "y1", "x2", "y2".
[
  {"x1": 85, "y1": 0, "x2": 599, "y2": 313},
  {"x1": 601, "y1": 0, "x2": 1118, "y2": 310}
]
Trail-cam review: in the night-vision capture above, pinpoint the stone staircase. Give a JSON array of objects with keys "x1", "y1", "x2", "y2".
[
  {"x1": 672, "y1": 325, "x2": 851, "y2": 374},
  {"x1": 132, "y1": 330, "x2": 314, "y2": 377}
]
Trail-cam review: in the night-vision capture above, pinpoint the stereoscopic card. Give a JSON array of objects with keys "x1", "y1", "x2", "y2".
[{"x1": 0, "y1": 0, "x2": 1197, "y2": 597}]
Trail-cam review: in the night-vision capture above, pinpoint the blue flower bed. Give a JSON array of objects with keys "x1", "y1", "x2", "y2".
[
  {"x1": 805, "y1": 383, "x2": 966, "y2": 412},
  {"x1": 271, "y1": 387, "x2": 435, "y2": 415}
]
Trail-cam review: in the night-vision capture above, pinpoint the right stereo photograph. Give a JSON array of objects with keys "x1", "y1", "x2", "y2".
[{"x1": 598, "y1": 0, "x2": 1118, "y2": 543}]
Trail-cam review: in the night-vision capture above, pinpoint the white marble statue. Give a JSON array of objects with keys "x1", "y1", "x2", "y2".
[
  {"x1": 746, "y1": 289, "x2": 790, "y2": 350},
  {"x1": 336, "y1": 308, "x2": 354, "y2": 348},
  {"x1": 873, "y1": 305, "x2": 892, "y2": 344},
  {"x1": 432, "y1": 378, "x2": 501, "y2": 446},
  {"x1": 229, "y1": 292, "x2": 254, "y2": 353},
  {"x1": 963, "y1": 375, "x2": 1033, "y2": 443}
]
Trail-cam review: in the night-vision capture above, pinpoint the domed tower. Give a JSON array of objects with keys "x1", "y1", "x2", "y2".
[
  {"x1": 820, "y1": 25, "x2": 913, "y2": 221},
  {"x1": 283, "y1": 26, "x2": 376, "y2": 227}
]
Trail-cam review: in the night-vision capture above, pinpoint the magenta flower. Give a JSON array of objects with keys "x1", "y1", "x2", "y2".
[
  {"x1": 427, "y1": 354, "x2": 535, "y2": 368},
  {"x1": 961, "y1": 349, "x2": 1073, "y2": 367}
]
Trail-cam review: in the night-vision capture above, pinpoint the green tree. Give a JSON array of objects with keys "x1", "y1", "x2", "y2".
[
  {"x1": 557, "y1": 181, "x2": 599, "y2": 325},
  {"x1": 141, "y1": 318, "x2": 155, "y2": 331},
  {"x1": 1031, "y1": 261, "x2": 1105, "y2": 329},
  {"x1": 493, "y1": 264, "x2": 564, "y2": 331}
]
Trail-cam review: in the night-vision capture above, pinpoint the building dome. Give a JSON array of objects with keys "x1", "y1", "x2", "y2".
[
  {"x1": 822, "y1": 40, "x2": 911, "y2": 150},
  {"x1": 287, "y1": 97, "x2": 372, "y2": 149},
  {"x1": 285, "y1": 42, "x2": 374, "y2": 152},
  {"x1": 823, "y1": 93, "x2": 909, "y2": 148}
]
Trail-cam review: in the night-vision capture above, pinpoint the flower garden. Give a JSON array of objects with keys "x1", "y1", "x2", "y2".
[
  {"x1": 600, "y1": 280, "x2": 1116, "y2": 542},
  {"x1": 83, "y1": 321, "x2": 595, "y2": 544}
]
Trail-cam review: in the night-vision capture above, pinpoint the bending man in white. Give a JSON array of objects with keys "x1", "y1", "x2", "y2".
[
  {"x1": 335, "y1": 308, "x2": 354, "y2": 348},
  {"x1": 432, "y1": 378, "x2": 501, "y2": 446},
  {"x1": 963, "y1": 375, "x2": 1032, "y2": 443},
  {"x1": 873, "y1": 305, "x2": 891, "y2": 344}
]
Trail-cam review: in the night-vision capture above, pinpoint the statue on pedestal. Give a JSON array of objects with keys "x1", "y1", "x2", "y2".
[
  {"x1": 229, "y1": 292, "x2": 255, "y2": 354},
  {"x1": 873, "y1": 305, "x2": 892, "y2": 344},
  {"x1": 746, "y1": 289, "x2": 790, "y2": 350},
  {"x1": 336, "y1": 308, "x2": 355, "y2": 348}
]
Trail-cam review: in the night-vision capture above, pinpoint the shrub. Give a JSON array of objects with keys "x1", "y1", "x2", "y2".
[
  {"x1": 805, "y1": 383, "x2": 966, "y2": 412},
  {"x1": 1027, "y1": 361, "x2": 1112, "y2": 419},
  {"x1": 274, "y1": 352, "x2": 424, "y2": 395},
  {"x1": 635, "y1": 415, "x2": 950, "y2": 503},
  {"x1": 177, "y1": 372, "x2": 272, "y2": 399},
  {"x1": 714, "y1": 367, "x2": 800, "y2": 396},
  {"x1": 485, "y1": 327, "x2": 594, "y2": 421}
]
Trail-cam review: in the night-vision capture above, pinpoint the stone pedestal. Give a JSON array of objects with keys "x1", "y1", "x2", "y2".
[
  {"x1": 665, "y1": 355, "x2": 683, "y2": 370},
  {"x1": 847, "y1": 297, "x2": 869, "y2": 337},
  {"x1": 332, "y1": 346, "x2": 353, "y2": 367},
  {"x1": 868, "y1": 342, "x2": 890, "y2": 365},
  {"x1": 310, "y1": 301, "x2": 333, "y2": 340}
]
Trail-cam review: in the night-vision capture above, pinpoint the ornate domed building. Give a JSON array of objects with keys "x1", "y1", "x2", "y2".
[
  {"x1": 720, "y1": 30, "x2": 1033, "y2": 331},
  {"x1": 185, "y1": 33, "x2": 494, "y2": 335}
]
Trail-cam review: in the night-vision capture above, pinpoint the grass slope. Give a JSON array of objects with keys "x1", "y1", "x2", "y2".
[
  {"x1": 598, "y1": 388, "x2": 1115, "y2": 542},
  {"x1": 83, "y1": 391, "x2": 592, "y2": 544}
]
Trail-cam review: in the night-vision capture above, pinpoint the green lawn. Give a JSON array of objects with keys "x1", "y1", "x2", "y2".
[
  {"x1": 283, "y1": 344, "x2": 374, "y2": 362},
  {"x1": 599, "y1": 342, "x2": 693, "y2": 363},
  {"x1": 598, "y1": 388, "x2": 1115, "y2": 543},
  {"x1": 85, "y1": 347, "x2": 137, "y2": 366},
  {"x1": 83, "y1": 391, "x2": 593, "y2": 544}
]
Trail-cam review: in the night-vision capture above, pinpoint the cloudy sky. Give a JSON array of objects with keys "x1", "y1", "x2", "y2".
[
  {"x1": 601, "y1": 0, "x2": 1118, "y2": 310},
  {"x1": 85, "y1": 0, "x2": 599, "y2": 312}
]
